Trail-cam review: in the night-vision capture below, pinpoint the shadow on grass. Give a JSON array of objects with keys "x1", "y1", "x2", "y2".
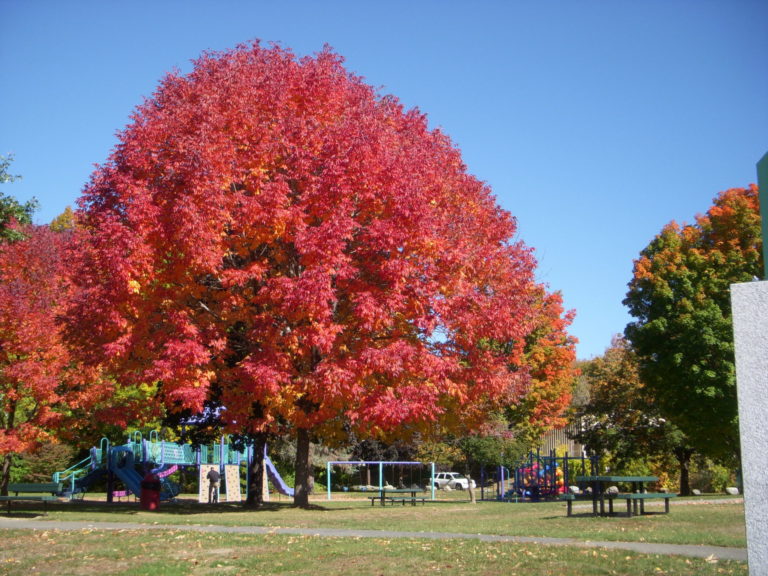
[
  {"x1": 553, "y1": 510, "x2": 671, "y2": 519},
  {"x1": 50, "y1": 499, "x2": 359, "y2": 516},
  {"x1": 42, "y1": 494, "x2": 522, "y2": 517},
  {"x1": 3, "y1": 511, "x2": 48, "y2": 519}
]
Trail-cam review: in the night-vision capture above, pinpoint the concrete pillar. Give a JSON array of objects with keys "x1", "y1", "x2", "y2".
[{"x1": 732, "y1": 280, "x2": 768, "y2": 576}]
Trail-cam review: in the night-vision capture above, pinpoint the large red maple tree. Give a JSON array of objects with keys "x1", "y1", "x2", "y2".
[{"x1": 69, "y1": 42, "x2": 564, "y2": 506}]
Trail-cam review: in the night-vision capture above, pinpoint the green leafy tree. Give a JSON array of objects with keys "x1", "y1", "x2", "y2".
[
  {"x1": 458, "y1": 415, "x2": 530, "y2": 469},
  {"x1": 0, "y1": 155, "x2": 38, "y2": 243},
  {"x1": 14, "y1": 442, "x2": 75, "y2": 483},
  {"x1": 624, "y1": 185, "x2": 761, "y2": 467},
  {"x1": 0, "y1": 156, "x2": 21, "y2": 185},
  {"x1": 573, "y1": 336, "x2": 657, "y2": 464},
  {"x1": 571, "y1": 336, "x2": 693, "y2": 493}
]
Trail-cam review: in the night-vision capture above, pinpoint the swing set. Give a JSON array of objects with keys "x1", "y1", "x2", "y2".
[{"x1": 325, "y1": 460, "x2": 436, "y2": 501}]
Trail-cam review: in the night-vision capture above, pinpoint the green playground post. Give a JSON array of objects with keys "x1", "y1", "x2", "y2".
[
  {"x1": 758, "y1": 152, "x2": 768, "y2": 280},
  {"x1": 431, "y1": 462, "x2": 435, "y2": 500}
]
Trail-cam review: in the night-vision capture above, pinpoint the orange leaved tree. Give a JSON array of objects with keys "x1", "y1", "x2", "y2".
[
  {"x1": 510, "y1": 287, "x2": 578, "y2": 440},
  {"x1": 625, "y1": 185, "x2": 761, "y2": 473},
  {"x1": 68, "y1": 43, "x2": 556, "y2": 506}
]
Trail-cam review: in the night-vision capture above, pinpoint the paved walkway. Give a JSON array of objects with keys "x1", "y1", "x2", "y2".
[{"x1": 0, "y1": 516, "x2": 747, "y2": 562}]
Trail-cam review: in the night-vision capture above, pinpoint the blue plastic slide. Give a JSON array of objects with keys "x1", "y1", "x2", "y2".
[
  {"x1": 108, "y1": 447, "x2": 145, "y2": 496},
  {"x1": 107, "y1": 445, "x2": 177, "y2": 500},
  {"x1": 111, "y1": 462, "x2": 145, "y2": 496},
  {"x1": 72, "y1": 468, "x2": 106, "y2": 495},
  {"x1": 265, "y1": 455, "x2": 295, "y2": 497}
]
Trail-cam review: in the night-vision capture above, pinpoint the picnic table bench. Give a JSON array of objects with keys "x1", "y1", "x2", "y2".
[
  {"x1": 615, "y1": 492, "x2": 677, "y2": 517},
  {"x1": 368, "y1": 488, "x2": 426, "y2": 506},
  {"x1": 572, "y1": 475, "x2": 676, "y2": 517},
  {"x1": 0, "y1": 482, "x2": 62, "y2": 514}
]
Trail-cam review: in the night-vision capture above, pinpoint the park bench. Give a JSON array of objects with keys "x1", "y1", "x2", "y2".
[
  {"x1": 614, "y1": 492, "x2": 677, "y2": 517},
  {"x1": 0, "y1": 482, "x2": 62, "y2": 515},
  {"x1": 368, "y1": 496, "x2": 426, "y2": 506},
  {"x1": 386, "y1": 496, "x2": 426, "y2": 506}
]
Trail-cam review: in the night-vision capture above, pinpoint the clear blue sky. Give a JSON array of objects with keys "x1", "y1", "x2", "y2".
[{"x1": 2, "y1": 0, "x2": 766, "y2": 359}]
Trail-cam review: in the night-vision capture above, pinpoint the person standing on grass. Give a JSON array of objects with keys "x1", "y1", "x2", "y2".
[{"x1": 207, "y1": 467, "x2": 221, "y2": 503}]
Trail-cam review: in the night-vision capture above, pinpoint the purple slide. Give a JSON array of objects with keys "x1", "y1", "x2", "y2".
[{"x1": 264, "y1": 455, "x2": 294, "y2": 497}]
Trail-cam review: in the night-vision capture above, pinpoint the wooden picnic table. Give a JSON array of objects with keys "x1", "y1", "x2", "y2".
[{"x1": 575, "y1": 475, "x2": 658, "y2": 516}]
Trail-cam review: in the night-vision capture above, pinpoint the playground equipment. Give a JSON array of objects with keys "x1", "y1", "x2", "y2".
[
  {"x1": 480, "y1": 450, "x2": 599, "y2": 502},
  {"x1": 140, "y1": 471, "x2": 162, "y2": 510},
  {"x1": 52, "y1": 432, "x2": 294, "y2": 502},
  {"x1": 265, "y1": 454, "x2": 294, "y2": 497},
  {"x1": 325, "y1": 460, "x2": 435, "y2": 501}
]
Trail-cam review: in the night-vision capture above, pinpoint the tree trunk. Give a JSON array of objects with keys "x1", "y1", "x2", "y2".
[
  {"x1": 468, "y1": 477, "x2": 476, "y2": 504},
  {"x1": 675, "y1": 447, "x2": 693, "y2": 496},
  {"x1": 246, "y1": 433, "x2": 267, "y2": 507},
  {"x1": 0, "y1": 453, "x2": 12, "y2": 496},
  {"x1": 1, "y1": 405, "x2": 15, "y2": 496},
  {"x1": 293, "y1": 428, "x2": 313, "y2": 508}
]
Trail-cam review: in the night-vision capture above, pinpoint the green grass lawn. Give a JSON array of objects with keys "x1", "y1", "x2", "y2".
[
  {"x1": 40, "y1": 494, "x2": 747, "y2": 547},
  {"x1": 0, "y1": 494, "x2": 748, "y2": 576}
]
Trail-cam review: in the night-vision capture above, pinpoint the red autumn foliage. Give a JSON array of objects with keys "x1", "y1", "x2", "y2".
[
  {"x1": 0, "y1": 225, "x2": 81, "y2": 490},
  {"x1": 68, "y1": 42, "x2": 573, "y2": 503},
  {"x1": 0, "y1": 225, "x2": 69, "y2": 452}
]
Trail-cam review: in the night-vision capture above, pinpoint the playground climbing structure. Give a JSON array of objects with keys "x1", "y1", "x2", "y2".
[
  {"x1": 480, "y1": 450, "x2": 599, "y2": 502},
  {"x1": 52, "y1": 432, "x2": 292, "y2": 501}
]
